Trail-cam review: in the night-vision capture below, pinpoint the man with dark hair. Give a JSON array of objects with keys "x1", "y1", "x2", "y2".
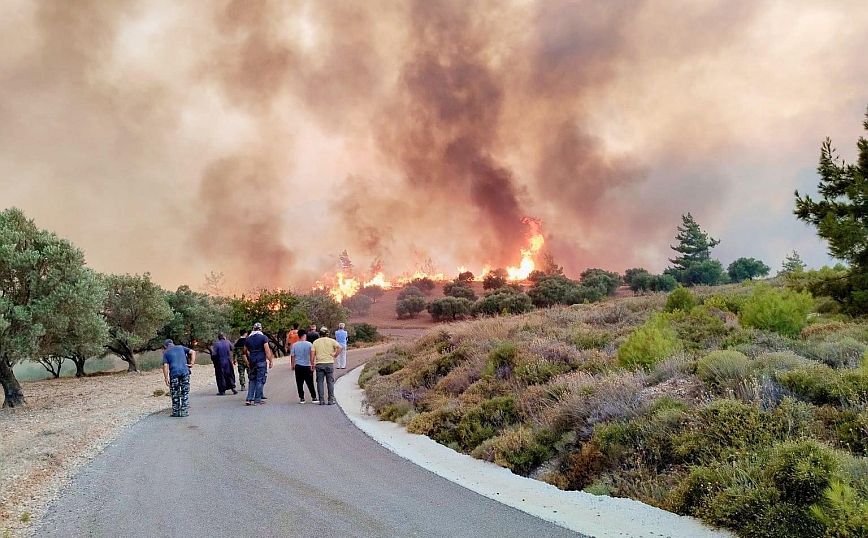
[
  {"x1": 234, "y1": 330, "x2": 249, "y2": 391},
  {"x1": 212, "y1": 332, "x2": 237, "y2": 395},
  {"x1": 306, "y1": 324, "x2": 320, "y2": 344},
  {"x1": 162, "y1": 339, "x2": 196, "y2": 417},
  {"x1": 290, "y1": 331, "x2": 317, "y2": 403},
  {"x1": 244, "y1": 322, "x2": 273, "y2": 406}
]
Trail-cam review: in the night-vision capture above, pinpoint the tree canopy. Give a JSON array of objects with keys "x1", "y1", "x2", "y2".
[
  {"x1": 102, "y1": 273, "x2": 173, "y2": 372},
  {"x1": 779, "y1": 251, "x2": 807, "y2": 276},
  {"x1": 666, "y1": 214, "x2": 725, "y2": 286},
  {"x1": 163, "y1": 285, "x2": 230, "y2": 353},
  {"x1": 727, "y1": 257, "x2": 770, "y2": 282},
  {"x1": 0, "y1": 208, "x2": 105, "y2": 406},
  {"x1": 669, "y1": 213, "x2": 720, "y2": 270},
  {"x1": 795, "y1": 107, "x2": 868, "y2": 312}
]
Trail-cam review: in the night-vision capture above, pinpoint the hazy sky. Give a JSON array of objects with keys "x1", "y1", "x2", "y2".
[{"x1": 1, "y1": 0, "x2": 866, "y2": 292}]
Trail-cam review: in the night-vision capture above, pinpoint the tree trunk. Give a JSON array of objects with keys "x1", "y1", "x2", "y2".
[
  {"x1": 121, "y1": 352, "x2": 139, "y2": 372},
  {"x1": 72, "y1": 356, "x2": 87, "y2": 378},
  {"x1": 0, "y1": 358, "x2": 25, "y2": 408}
]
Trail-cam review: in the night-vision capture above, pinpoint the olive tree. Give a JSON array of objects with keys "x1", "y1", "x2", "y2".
[
  {"x1": 103, "y1": 273, "x2": 173, "y2": 372},
  {"x1": 0, "y1": 208, "x2": 104, "y2": 406}
]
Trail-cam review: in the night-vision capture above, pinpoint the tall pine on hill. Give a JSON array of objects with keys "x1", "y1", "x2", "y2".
[
  {"x1": 666, "y1": 213, "x2": 725, "y2": 286},
  {"x1": 795, "y1": 107, "x2": 868, "y2": 313}
]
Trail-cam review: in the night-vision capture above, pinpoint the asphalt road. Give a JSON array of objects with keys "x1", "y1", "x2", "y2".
[{"x1": 37, "y1": 340, "x2": 582, "y2": 538}]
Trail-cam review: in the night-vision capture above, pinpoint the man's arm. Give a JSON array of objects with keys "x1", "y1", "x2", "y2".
[
  {"x1": 187, "y1": 349, "x2": 196, "y2": 367},
  {"x1": 310, "y1": 347, "x2": 316, "y2": 369},
  {"x1": 162, "y1": 363, "x2": 170, "y2": 386},
  {"x1": 333, "y1": 343, "x2": 343, "y2": 359},
  {"x1": 289, "y1": 346, "x2": 296, "y2": 370},
  {"x1": 265, "y1": 342, "x2": 274, "y2": 369}
]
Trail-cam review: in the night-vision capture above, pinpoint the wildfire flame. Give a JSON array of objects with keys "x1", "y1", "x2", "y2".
[
  {"x1": 321, "y1": 217, "x2": 544, "y2": 301},
  {"x1": 506, "y1": 217, "x2": 544, "y2": 281}
]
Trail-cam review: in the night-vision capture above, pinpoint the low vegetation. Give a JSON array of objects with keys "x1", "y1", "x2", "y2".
[{"x1": 363, "y1": 283, "x2": 868, "y2": 537}]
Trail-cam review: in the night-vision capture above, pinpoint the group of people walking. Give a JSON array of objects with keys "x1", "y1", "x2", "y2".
[{"x1": 161, "y1": 322, "x2": 348, "y2": 417}]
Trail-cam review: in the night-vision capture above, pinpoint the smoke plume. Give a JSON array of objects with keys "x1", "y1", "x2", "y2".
[{"x1": 1, "y1": 0, "x2": 866, "y2": 291}]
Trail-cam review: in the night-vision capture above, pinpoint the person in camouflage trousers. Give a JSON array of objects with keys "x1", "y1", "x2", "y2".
[
  {"x1": 169, "y1": 373, "x2": 190, "y2": 416},
  {"x1": 234, "y1": 330, "x2": 249, "y2": 390},
  {"x1": 162, "y1": 339, "x2": 196, "y2": 418}
]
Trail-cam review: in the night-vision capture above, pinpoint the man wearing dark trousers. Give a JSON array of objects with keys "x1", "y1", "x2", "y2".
[
  {"x1": 244, "y1": 322, "x2": 273, "y2": 406},
  {"x1": 290, "y1": 331, "x2": 317, "y2": 403}
]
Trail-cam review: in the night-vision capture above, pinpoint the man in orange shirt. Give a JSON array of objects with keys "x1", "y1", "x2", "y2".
[{"x1": 285, "y1": 323, "x2": 300, "y2": 354}]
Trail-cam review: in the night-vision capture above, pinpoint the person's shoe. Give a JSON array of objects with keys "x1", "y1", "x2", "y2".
[
  {"x1": 319, "y1": 401, "x2": 326, "y2": 406},
  {"x1": 180, "y1": 412, "x2": 189, "y2": 417},
  {"x1": 245, "y1": 401, "x2": 253, "y2": 406},
  {"x1": 217, "y1": 392, "x2": 226, "y2": 396},
  {"x1": 299, "y1": 399, "x2": 306, "y2": 404},
  {"x1": 170, "y1": 413, "x2": 180, "y2": 417},
  {"x1": 231, "y1": 389, "x2": 238, "y2": 395},
  {"x1": 312, "y1": 398, "x2": 319, "y2": 403},
  {"x1": 327, "y1": 401, "x2": 336, "y2": 405},
  {"x1": 261, "y1": 396, "x2": 268, "y2": 400}
]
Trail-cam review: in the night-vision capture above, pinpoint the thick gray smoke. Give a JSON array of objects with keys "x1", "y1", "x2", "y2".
[{"x1": 0, "y1": 0, "x2": 866, "y2": 290}]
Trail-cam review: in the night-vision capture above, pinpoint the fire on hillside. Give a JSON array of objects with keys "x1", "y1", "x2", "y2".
[{"x1": 317, "y1": 217, "x2": 545, "y2": 302}]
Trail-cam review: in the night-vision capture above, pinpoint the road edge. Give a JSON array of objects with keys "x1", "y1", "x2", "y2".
[{"x1": 334, "y1": 365, "x2": 733, "y2": 538}]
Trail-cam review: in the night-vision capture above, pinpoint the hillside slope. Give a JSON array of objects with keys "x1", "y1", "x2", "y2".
[{"x1": 360, "y1": 286, "x2": 868, "y2": 538}]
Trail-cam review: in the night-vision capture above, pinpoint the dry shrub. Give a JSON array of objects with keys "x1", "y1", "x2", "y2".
[
  {"x1": 435, "y1": 363, "x2": 480, "y2": 395},
  {"x1": 470, "y1": 426, "x2": 551, "y2": 475},
  {"x1": 526, "y1": 336, "x2": 582, "y2": 365},
  {"x1": 696, "y1": 350, "x2": 752, "y2": 390},
  {"x1": 647, "y1": 353, "x2": 692, "y2": 385},
  {"x1": 549, "y1": 371, "x2": 646, "y2": 438},
  {"x1": 561, "y1": 441, "x2": 607, "y2": 490},
  {"x1": 363, "y1": 375, "x2": 404, "y2": 415},
  {"x1": 801, "y1": 321, "x2": 849, "y2": 340}
]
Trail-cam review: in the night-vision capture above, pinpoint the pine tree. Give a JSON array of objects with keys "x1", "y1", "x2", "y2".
[
  {"x1": 668, "y1": 213, "x2": 720, "y2": 271},
  {"x1": 795, "y1": 108, "x2": 868, "y2": 268},
  {"x1": 779, "y1": 251, "x2": 806, "y2": 276},
  {"x1": 794, "y1": 107, "x2": 868, "y2": 313}
]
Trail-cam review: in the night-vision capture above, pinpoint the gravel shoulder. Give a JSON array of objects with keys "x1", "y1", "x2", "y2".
[{"x1": 0, "y1": 366, "x2": 214, "y2": 537}]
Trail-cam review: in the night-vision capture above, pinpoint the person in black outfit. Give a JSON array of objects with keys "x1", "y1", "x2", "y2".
[{"x1": 306, "y1": 324, "x2": 320, "y2": 344}]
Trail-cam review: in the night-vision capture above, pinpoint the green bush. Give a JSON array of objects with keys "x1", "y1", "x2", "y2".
[
  {"x1": 443, "y1": 281, "x2": 478, "y2": 301},
  {"x1": 667, "y1": 306, "x2": 730, "y2": 351},
  {"x1": 472, "y1": 426, "x2": 552, "y2": 476},
  {"x1": 797, "y1": 334, "x2": 867, "y2": 368},
  {"x1": 810, "y1": 479, "x2": 868, "y2": 536},
  {"x1": 778, "y1": 364, "x2": 868, "y2": 406},
  {"x1": 514, "y1": 358, "x2": 570, "y2": 386},
  {"x1": 358, "y1": 350, "x2": 408, "y2": 387},
  {"x1": 350, "y1": 323, "x2": 380, "y2": 343},
  {"x1": 473, "y1": 288, "x2": 534, "y2": 316},
  {"x1": 767, "y1": 440, "x2": 840, "y2": 505},
  {"x1": 485, "y1": 342, "x2": 518, "y2": 378},
  {"x1": 665, "y1": 286, "x2": 696, "y2": 312},
  {"x1": 427, "y1": 297, "x2": 473, "y2": 321},
  {"x1": 451, "y1": 396, "x2": 520, "y2": 450},
  {"x1": 617, "y1": 314, "x2": 681, "y2": 370},
  {"x1": 572, "y1": 327, "x2": 613, "y2": 350},
  {"x1": 696, "y1": 350, "x2": 752, "y2": 389},
  {"x1": 740, "y1": 285, "x2": 813, "y2": 337},
  {"x1": 396, "y1": 295, "x2": 427, "y2": 318},
  {"x1": 673, "y1": 399, "x2": 772, "y2": 463},
  {"x1": 752, "y1": 351, "x2": 812, "y2": 376}
]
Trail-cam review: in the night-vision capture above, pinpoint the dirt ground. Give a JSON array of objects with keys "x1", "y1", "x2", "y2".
[{"x1": 0, "y1": 367, "x2": 215, "y2": 537}]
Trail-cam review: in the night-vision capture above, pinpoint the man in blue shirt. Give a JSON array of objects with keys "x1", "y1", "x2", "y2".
[
  {"x1": 290, "y1": 331, "x2": 317, "y2": 403},
  {"x1": 244, "y1": 322, "x2": 274, "y2": 406},
  {"x1": 335, "y1": 323, "x2": 349, "y2": 369},
  {"x1": 162, "y1": 339, "x2": 196, "y2": 417}
]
